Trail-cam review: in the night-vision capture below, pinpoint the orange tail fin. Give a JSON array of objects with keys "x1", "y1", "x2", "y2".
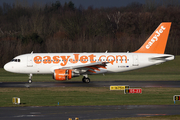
[{"x1": 134, "y1": 22, "x2": 171, "y2": 54}]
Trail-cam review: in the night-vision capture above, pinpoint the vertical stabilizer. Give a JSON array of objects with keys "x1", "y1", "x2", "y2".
[{"x1": 134, "y1": 22, "x2": 171, "y2": 54}]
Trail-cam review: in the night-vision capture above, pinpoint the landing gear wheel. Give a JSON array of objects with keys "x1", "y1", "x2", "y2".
[
  {"x1": 28, "y1": 79, "x2": 32, "y2": 84},
  {"x1": 82, "y1": 77, "x2": 90, "y2": 83},
  {"x1": 84, "y1": 78, "x2": 90, "y2": 83}
]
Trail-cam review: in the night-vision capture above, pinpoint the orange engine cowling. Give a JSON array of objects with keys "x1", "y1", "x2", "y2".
[{"x1": 53, "y1": 69, "x2": 79, "y2": 81}]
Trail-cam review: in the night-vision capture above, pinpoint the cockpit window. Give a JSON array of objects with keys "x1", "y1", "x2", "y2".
[{"x1": 11, "y1": 59, "x2": 21, "y2": 62}]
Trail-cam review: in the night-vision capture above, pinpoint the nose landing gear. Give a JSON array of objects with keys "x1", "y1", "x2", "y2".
[{"x1": 28, "y1": 73, "x2": 33, "y2": 83}]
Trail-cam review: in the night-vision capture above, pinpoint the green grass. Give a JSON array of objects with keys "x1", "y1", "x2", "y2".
[
  {"x1": 0, "y1": 87, "x2": 180, "y2": 107},
  {"x1": 0, "y1": 56, "x2": 180, "y2": 82}
]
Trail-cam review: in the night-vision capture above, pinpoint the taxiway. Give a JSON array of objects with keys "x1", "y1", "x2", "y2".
[{"x1": 0, "y1": 105, "x2": 180, "y2": 120}]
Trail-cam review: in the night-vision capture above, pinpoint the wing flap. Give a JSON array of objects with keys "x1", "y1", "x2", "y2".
[{"x1": 65, "y1": 62, "x2": 107, "y2": 69}]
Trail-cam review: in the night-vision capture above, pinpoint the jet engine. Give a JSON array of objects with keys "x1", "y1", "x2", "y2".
[{"x1": 53, "y1": 69, "x2": 79, "y2": 81}]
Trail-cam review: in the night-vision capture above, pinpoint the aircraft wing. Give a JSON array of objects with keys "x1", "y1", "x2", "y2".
[{"x1": 62, "y1": 62, "x2": 109, "y2": 74}]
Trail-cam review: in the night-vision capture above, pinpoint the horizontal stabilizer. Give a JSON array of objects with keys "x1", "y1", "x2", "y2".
[{"x1": 149, "y1": 55, "x2": 174, "y2": 62}]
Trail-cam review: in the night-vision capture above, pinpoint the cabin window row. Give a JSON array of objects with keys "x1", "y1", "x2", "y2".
[{"x1": 34, "y1": 59, "x2": 129, "y2": 62}]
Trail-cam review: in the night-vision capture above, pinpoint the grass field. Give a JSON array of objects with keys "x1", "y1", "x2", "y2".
[
  {"x1": 0, "y1": 56, "x2": 180, "y2": 82},
  {"x1": 0, "y1": 87, "x2": 180, "y2": 107}
]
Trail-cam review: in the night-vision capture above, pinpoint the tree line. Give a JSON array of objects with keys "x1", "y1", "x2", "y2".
[{"x1": 0, "y1": 0, "x2": 180, "y2": 67}]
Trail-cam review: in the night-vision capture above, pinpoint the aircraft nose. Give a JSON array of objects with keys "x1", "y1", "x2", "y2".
[{"x1": 4, "y1": 63, "x2": 11, "y2": 72}]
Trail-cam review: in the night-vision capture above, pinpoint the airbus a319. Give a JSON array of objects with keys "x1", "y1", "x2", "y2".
[{"x1": 4, "y1": 22, "x2": 174, "y2": 83}]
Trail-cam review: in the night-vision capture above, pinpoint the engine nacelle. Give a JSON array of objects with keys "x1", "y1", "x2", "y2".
[{"x1": 53, "y1": 69, "x2": 79, "y2": 81}]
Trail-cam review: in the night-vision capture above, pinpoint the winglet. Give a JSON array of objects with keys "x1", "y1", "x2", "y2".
[{"x1": 134, "y1": 22, "x2": 171, "y2": 54}]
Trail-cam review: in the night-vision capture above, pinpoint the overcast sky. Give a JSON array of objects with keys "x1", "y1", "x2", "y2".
[{"x1": 0, "y1": 0, "x2": 146, "y2": 8}]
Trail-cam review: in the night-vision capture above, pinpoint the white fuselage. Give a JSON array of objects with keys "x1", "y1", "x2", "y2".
[{"x1": 4, "y1": 52, "x2": 174, "y2": 75}]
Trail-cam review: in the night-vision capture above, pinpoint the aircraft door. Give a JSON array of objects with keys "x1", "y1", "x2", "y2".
[
  {"x1": 27, "y1": 55, "x2": 33, "y2": 67},
  {"x1": 133, "y1": 55, "x2": 139, "y2": 66}
]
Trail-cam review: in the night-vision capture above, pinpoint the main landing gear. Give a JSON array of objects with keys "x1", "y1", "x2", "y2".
[
  {"x1": 82, "y1": 75, "x2": 90, "y2": 83},
  {"x1": 28, "y1": 73, "x2": 33, "y2": 84}
]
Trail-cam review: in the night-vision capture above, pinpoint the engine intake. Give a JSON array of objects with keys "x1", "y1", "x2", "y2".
[{"x1": 53, "y1": 69, "x2": 79, "y2": 81}]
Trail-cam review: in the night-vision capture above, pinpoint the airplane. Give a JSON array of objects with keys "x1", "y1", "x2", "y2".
[{"x1": 4, "y1": 22, "x2": 174, "y2": 83}]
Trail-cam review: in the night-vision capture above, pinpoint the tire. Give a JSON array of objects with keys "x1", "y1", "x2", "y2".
[
  {"x1": 82, "y1": 77, "x2": 90, "y2": 83},
  {"x1": 28, "y1": 79, "x2": 32, "y2": 84},
  {"x1": 84, "y1": 78, "x2": 90, "y2": 83}
]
